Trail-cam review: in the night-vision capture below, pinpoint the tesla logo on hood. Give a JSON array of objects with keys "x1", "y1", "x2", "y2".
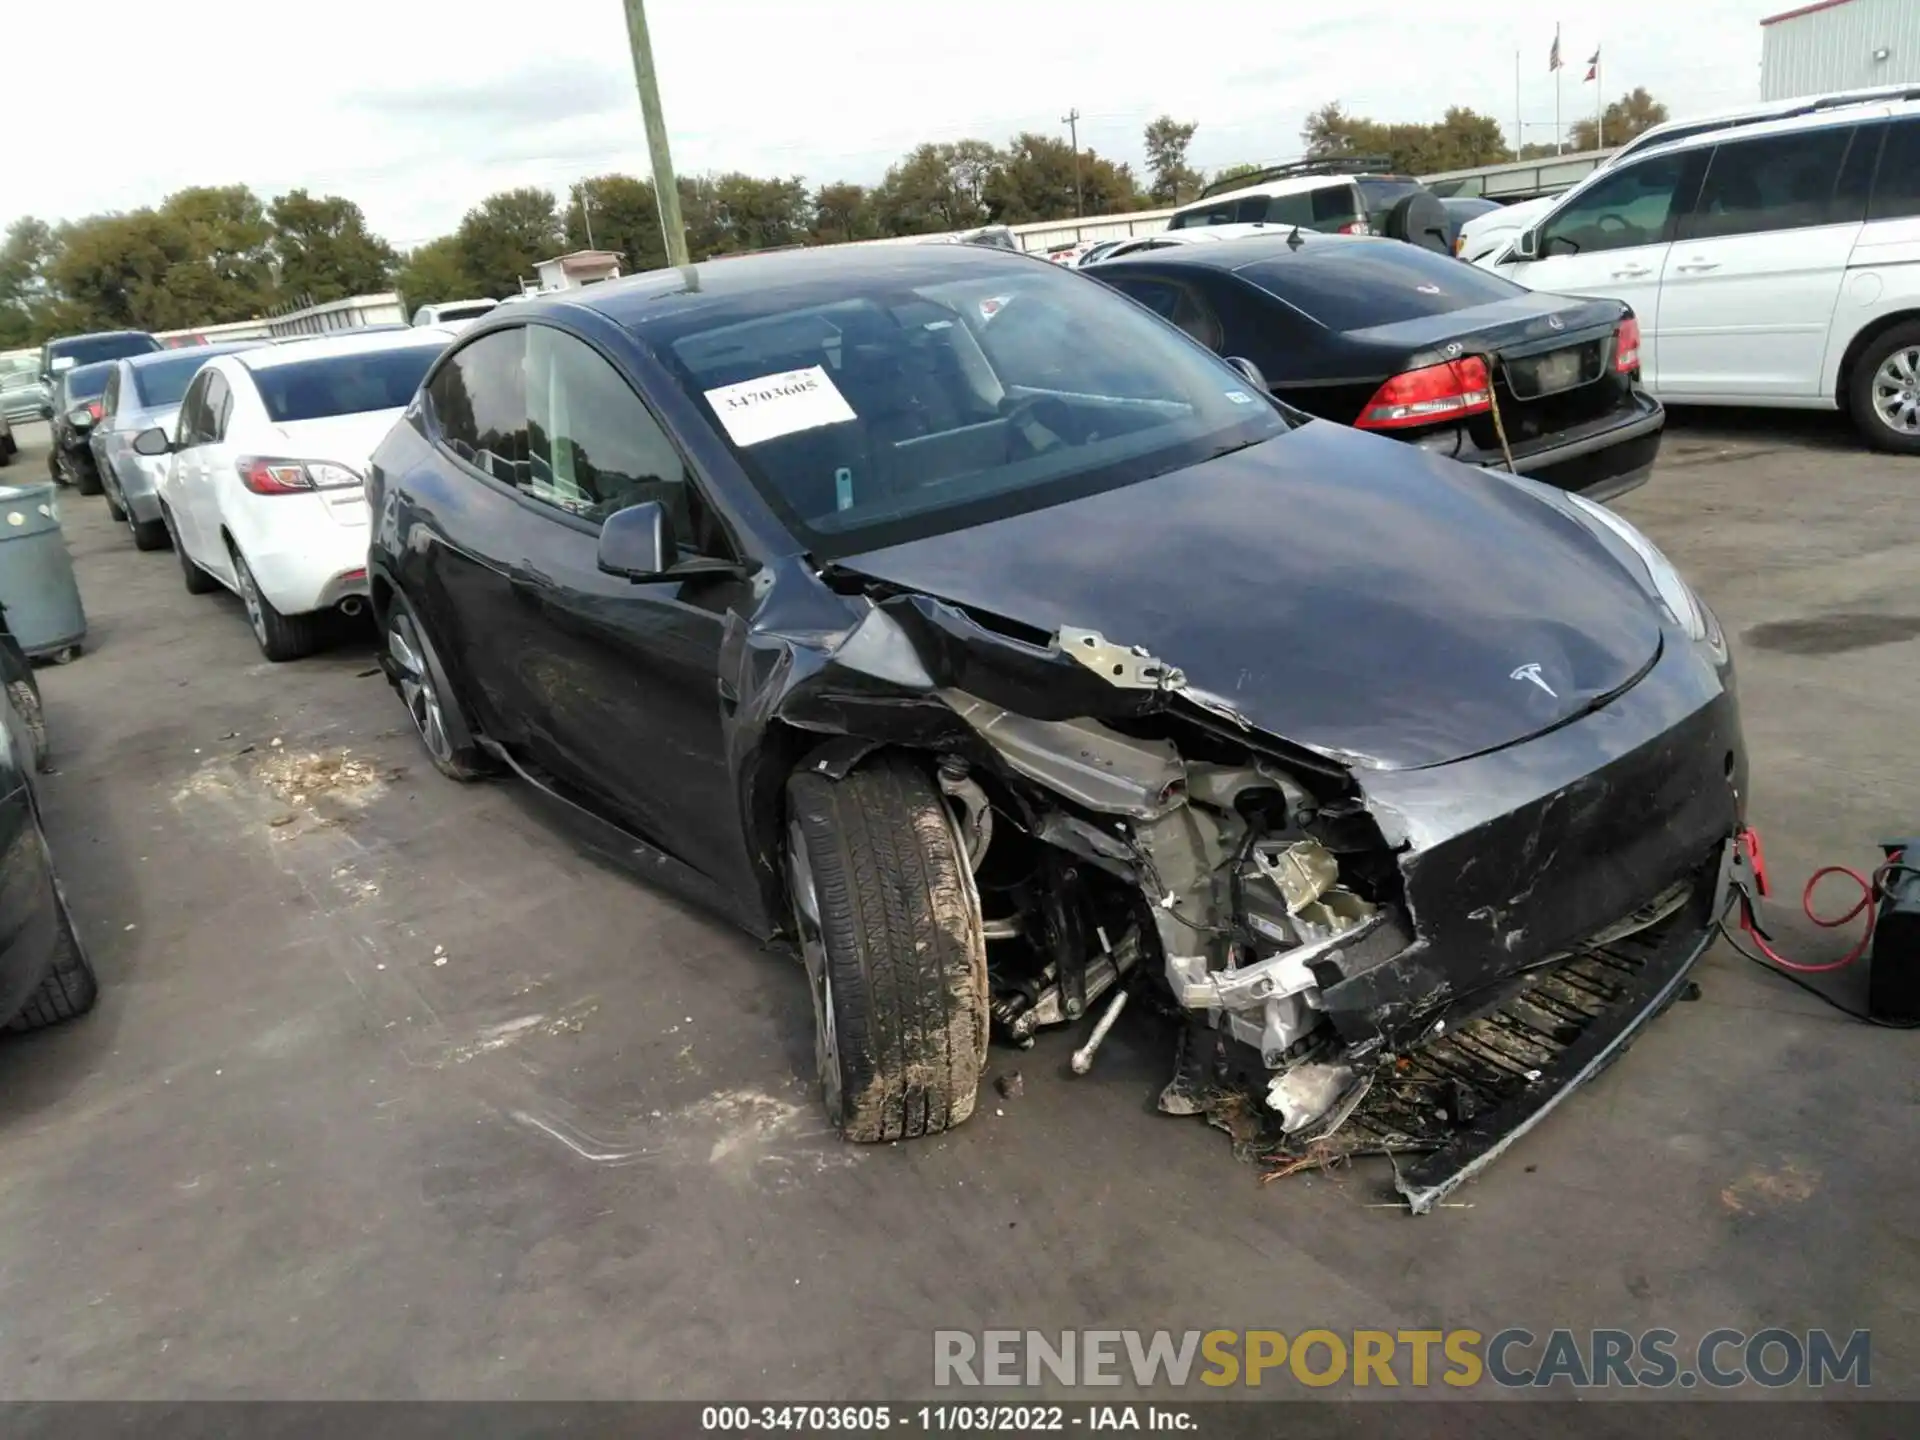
[
  {"x1": 1547, "y1": 315, "x2": 1565, "y2": 331},
  {"x1": 1511, "y1": 662, "x2": 1558, "y2": 698}
]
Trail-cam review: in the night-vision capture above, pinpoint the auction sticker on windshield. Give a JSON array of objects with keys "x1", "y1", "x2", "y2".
[{"x1": 704, "y1": 366, "x2": 857, "y2": 447}]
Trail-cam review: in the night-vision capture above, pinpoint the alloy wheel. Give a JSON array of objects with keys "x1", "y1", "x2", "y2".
[
  {"x1": 1871, "y1": 347, "x2": 1920, "y2": 436},
  {"x1": 387, "y1": 615, "x2": 453, "y2": 765},
  {"x1": 786, "y1": 817, "x2": 842, "y2": 1122},
  {"x1": 233, "y1": 553, "x2": 268, "y2": 645}
]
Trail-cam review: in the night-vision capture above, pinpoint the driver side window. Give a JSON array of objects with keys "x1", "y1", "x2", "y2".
[
  {"x1": 1540, "y1": 153, "x2": 1690, "y2": 257},
  {"x1": 177, "y1": 373, "x2": 211, "y2": 447}
]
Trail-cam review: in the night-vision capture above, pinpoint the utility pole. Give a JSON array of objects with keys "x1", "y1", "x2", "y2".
[
  {"x1": 578, "y1": 185, "x2": 597, "y2": 251},
  {"x1": 1062, "y1": 108, "x2": 1083, "y2": 217},
  {"x1": 621, "y1": 0, "x2": 688, "y2": 268}
]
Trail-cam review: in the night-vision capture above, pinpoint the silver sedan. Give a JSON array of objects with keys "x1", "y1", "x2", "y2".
[{"x1": 90, "y1": 342, "x2": 266, "y2": 549}]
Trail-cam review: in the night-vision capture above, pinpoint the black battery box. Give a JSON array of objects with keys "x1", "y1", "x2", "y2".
[{"x1": 1870, "y1": 840, "x2": 1920, "y2": 1024}]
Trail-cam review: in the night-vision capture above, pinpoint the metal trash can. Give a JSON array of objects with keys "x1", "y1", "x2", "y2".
[{"x1": 0, "y1": 481, "x2": 86, "y2": 663}]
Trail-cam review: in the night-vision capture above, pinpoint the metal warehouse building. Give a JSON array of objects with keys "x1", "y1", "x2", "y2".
[{"x1": 1762, "y1": 0, "x2": 1920, "y2": 100}]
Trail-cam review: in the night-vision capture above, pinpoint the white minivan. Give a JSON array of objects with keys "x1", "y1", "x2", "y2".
[{"x1": 1491, "y1": 100, "x2": 1920, "y2": 451}]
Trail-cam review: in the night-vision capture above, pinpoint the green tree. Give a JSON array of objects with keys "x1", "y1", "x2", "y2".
[
  {"x1": 394, "y1": 236, "x2": 475, "y2": 312},
  {"x1": 1302, "y1": 101, "x2": 1513, "y2": 173},
  {"x1": 455, "y1": 188, "x2": 562, "y2": 297},
  {"x1": 709, "y1": 173, "x2": 813, "y2": 254},
  {"x1": 871, "y1": 141, "x2": 1002, "y2": 234},
  {"x1": 268, "y1": 190, "x2": 397, "y2": 305},
  {"x1": 986, "y1": 133, "x2": 1138, "y2": 223},
  {"x1": 158, "y1": 185, "x2": 277, "y2": 315},
  {"x1": 1144, "y1": 116, "x2": 1203, "y2": 206},
  {"x1": 0, "y1": 217, "x2": 56, "y2": 345},
  {"x1": 1570, "y1": 87, "x2": 1670, "y2": 152},
  {"x1": 812, "y1": 182, "x2": 875, "y2": 243},
  {"x1": 1208, "y1": 162, "x2": 1268, "y2": 191},
  {"x1": 566, "y1": 174, "x2": 667, "y2": 272}
]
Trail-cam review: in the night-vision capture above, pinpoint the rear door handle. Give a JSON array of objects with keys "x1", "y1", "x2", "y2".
[{"x1": 1610, "y1": 265, "x2": 1654, "y2": 279}]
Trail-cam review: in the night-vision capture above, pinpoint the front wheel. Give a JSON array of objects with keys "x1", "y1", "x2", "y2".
[
  {"x1": 382, "y1": 596, "x2": 494, "y2": 782},
  {"x1": 7, "y1": 827, "x2": 98, "y2": 1033},
  {"x1": 786, "y1": 755, "x2": 988, "y2": 1143},
  {"x1": 1850, "y1": 322, "x2": 1920, "y2": 455},
  {"x1": 73, "y1": 460, "x2": 101, "y2": 497}
]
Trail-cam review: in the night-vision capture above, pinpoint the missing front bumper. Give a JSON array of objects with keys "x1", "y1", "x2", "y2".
[{"x1": 1259, "y1": 846, "x2": 1730, "y2": 1213}]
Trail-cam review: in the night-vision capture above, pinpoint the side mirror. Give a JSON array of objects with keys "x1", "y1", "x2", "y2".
[
  {"x1": 1225, "y1": 355, "x2": 1269, "y2": 392},
  {"x1": 66, "y1": 408, "x2": 94, "y2": 431},
  {"x1": 132, "y1": 426, "x2": 172, "y2": 457},
  {"x1": 1513, "y1": 228, "x2": 1540, "y2": 261},
  {"x1": 597, "y1": 500, "x2": 675, "y2": 580}
]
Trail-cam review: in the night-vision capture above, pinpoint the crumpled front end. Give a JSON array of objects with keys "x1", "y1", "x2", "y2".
[{"x1": 730, "y1": 558, "x2": 1745, "y2": 1208}]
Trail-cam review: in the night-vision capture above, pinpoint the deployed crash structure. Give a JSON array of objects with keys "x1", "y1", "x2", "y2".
[{"x1": 753, "y1": 537, "x2": 1744, "y2": 1213}]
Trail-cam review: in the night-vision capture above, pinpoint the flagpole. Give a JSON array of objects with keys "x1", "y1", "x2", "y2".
[
  {"x1": 1515, "y1": 50, "x2": 1523, "y2": 155},
  {"x1": 1597, "y1": 55, "x2": 1604, "y2": 148},
  {"x1": 1554, "y1": 24, "x2": 1563, "y2": 154}
]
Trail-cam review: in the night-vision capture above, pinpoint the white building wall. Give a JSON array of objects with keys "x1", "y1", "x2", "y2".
[{"x1": 1763, "y1": 0, "x2": 1920, "y2": 101}]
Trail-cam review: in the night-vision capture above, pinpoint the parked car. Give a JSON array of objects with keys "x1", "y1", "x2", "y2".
[
  {"x1": 0, "y1": 611, "x2": 97, "y2": 1034},
  {"x1": 1089, "y1": 231, "x2": 1660, "y2": 500},
  {"x1": 1083, "y1": 222, "x2": 1302, "y2": 264},
  {"x1": 137, "y1": 327, "x2": 455, "y2": 660},
  {"x1": 1456, "y1": 81, "x2": 1920, "y2": 266},
  {"x1": 39, "y1": 329, "x2": 161, "y2": 386},
  {"x1": 1493, "y1": 97, "x2": 1920, "y2": 451},
  {"x1": 0, "y1": 411, "x2": 12, "y2": 468},
  {"x1": 47, "y1": 362, "x2": 114, "y2": 492},
  {"x1": 1, "y1": 357, "x2": 47, "y2": 427},
  {"x1": 363, "y1": 246, "x2": 1745, "y2": 1209},
  {"x1": 1440, "y1": 195, "x2": 1503, "y2": 254},
  {"x1": 91, "y1": 342, "x2": 268, "y2": 550},
  {"x1": 411, "y1": 299, "x2": 498, "y2": 332},
  {"x1": 1169, "y1": 158, "x2": 1449, "y2": 250}
]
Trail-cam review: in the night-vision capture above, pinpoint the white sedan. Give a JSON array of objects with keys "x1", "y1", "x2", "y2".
[{"x1": 134, "y1": 328, "x2": 454, "y2": 660}]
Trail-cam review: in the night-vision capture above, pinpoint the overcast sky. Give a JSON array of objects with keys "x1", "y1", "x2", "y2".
[{"x1": 7, "y1": 0, "x2": 1782, "y2": 250}]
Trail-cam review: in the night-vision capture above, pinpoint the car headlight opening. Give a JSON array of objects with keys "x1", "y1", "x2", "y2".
[{"x1": 1566, "y1": 493, "x2": 1724, "y2": 661}]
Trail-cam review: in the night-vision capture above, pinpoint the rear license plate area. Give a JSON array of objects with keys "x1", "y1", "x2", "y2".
[{"x1": 1507, "y1": 341, "x2": 1603, "y2": 398}]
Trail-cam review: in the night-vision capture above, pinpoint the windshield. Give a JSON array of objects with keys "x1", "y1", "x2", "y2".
[
  {"x1": 48, "y1": 333, "x2": 160, "y2": 369},
  {"x1": 60, "y1": 364, "x2": 112, "y2": 402},
  {"x1": 133, "y1": 352, "x2": 226, "y2": 408},
  {"x1": 250, "y1": 346, "x2": 445, "y2": 423},
  {"x1": 642, "y1": 258, "x2": 1287, "y2": 557},
  {"x1": 1239, "y1": 241, "x2": 1528, "y2": 332}
]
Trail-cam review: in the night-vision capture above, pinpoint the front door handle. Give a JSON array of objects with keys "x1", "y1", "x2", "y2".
[
  {"x1": 1610, "y1": 265, "x2": 1654, "y2": 279},
  {"x1": 1674, "y1": 259, "x2": 1721, "y2": 273}
]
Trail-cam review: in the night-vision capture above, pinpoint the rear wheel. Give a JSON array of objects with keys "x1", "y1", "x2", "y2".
[
  {"x1": 1850, "y1": 322, "x2": 1920, "y2": 455},
  {"x1": 230, "y1": 545, "x2": 319, "y2": 662},
  {"x1": 163, "y1": 507, "x2": 218, "y2": 594},
  {"x1": 131, "y1": 515, "x2": 169, "y2": 551},
  {"x1": 382, "y1": 595, "x2": 494, "y2": 781},
  {"x1": 786, "y1": 755, "x2": 988, "y2": 1143}
]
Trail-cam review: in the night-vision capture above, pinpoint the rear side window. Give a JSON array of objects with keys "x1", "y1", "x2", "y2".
[
  {"x1": 1171, "y1": 196, "x2": 1264, "y2": 229},
  {"x1": 1870, "y1": 117, "x2": 1920, "y2": 221},
  {"x1": 428, "y1": 329, "x2": 529, "y2": 481},
  {"x1": 1101, "y1": 277, "x2": 1226, "y2": 352},
  {"x1": 1684, "y1": 127, "x2": 1855, "y2": 240},
  {"x1": 1262, "y1": 185, "x2": 1356, "y2": 230},
  {"x1": 1237, "y1": 243, "x2": 1528, "y2": 332},
  {"x1": 204, "y1": 373, "x2": 233, "y2": 440}
]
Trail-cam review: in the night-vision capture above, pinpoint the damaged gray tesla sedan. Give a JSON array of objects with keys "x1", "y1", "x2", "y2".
[{"x1": 365, "y1": 244, "x2": 1748, "y2": 1210}]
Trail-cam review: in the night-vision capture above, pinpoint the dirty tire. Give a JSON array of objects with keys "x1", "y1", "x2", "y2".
[
  {"x1": 787, "y1": 755, "x2": 988, "y2": 1143},
  {"x1": 231, "y1": 546, "x2": 319, "y2": 662},
  {"x1": 164, "y1": 507, "x2": 218, "y2": 594},
  {"x1": 6, "y1": 679, "x2": 48, "y2": 771},
  {"x1": 73, "y1": 462, "x2": 101, "y2": 497},
  {"x1": 131, "y1": 515, "x2": 169, "y2": 552},
  {"x1": 1849, "y1": 320, "x2": 1920, "y2": 455},
  {"x1": 7, "y1": 854, "x2": 98, "y2": 1032}
]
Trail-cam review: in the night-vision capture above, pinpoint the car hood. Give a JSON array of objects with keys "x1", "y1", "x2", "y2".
[
  {"x1": 831, "y1": 421, "x2": 1664, "y2": 771},
  {"x1": 271, "y1": 409, "x2": 407, "y2": 469}
]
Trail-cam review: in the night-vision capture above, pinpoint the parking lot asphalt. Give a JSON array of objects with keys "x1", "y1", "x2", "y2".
[{"x1": 0, "y1": 411, "x2": 1914, "y2": 1402}]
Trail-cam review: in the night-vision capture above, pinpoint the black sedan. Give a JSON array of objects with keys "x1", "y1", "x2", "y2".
[
  {"x1": 367, "y1": 244, "x2": 1745, "y2": 1210},
  {"x1": 47, "y1": 362, "x2": 113, "y2": 494},
  {"x1": 0, "y1": 614, "x2": 97, "y2": 1033},
  {"x1": 1087, "y1": 231, "x2": 1661, "y2": 502}
]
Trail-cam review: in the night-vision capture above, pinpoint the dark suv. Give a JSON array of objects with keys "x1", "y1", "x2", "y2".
[{"x1": 39, "y1": 330, "x2": 161, "y2": 388}]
